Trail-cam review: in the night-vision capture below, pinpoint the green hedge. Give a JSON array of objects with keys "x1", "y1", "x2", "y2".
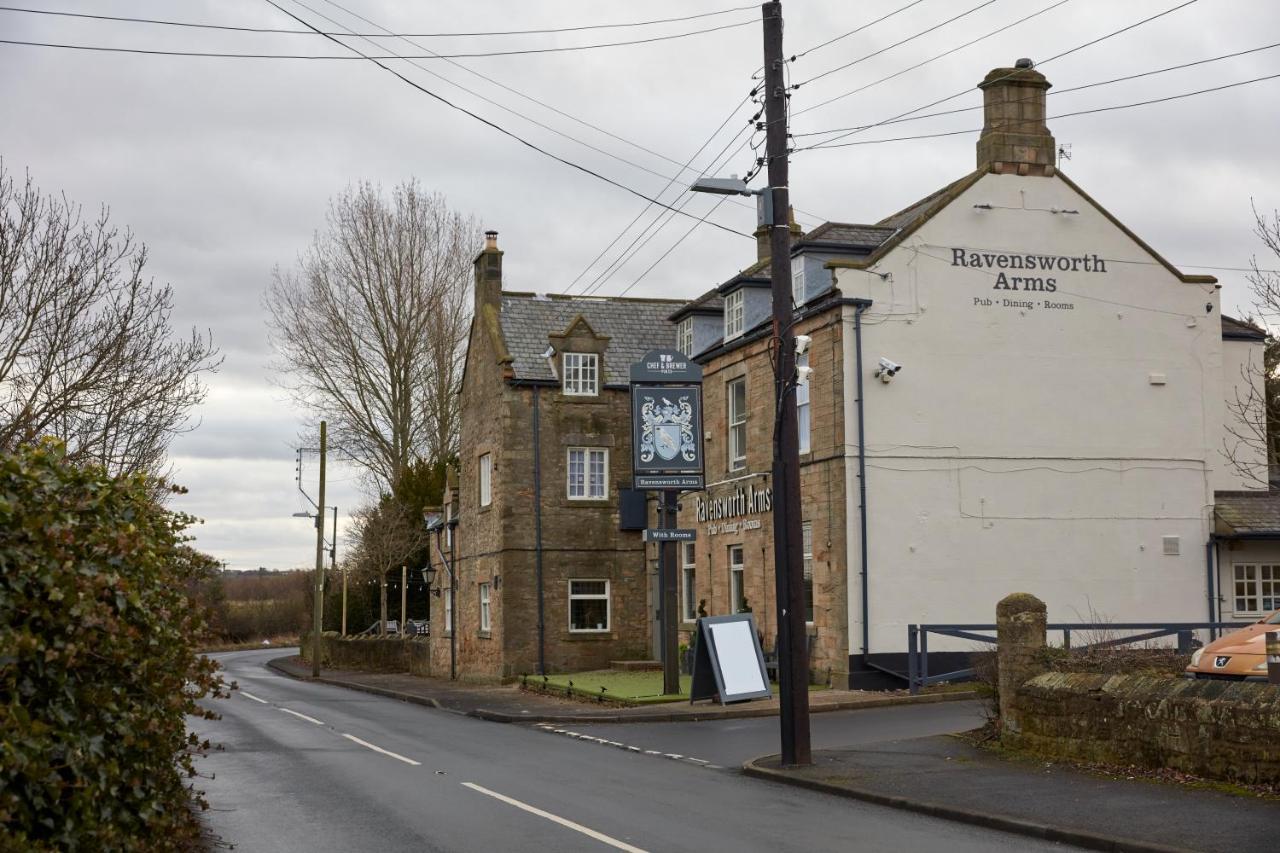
[{"x1": 0, "y1": 440, "x2": 228, "y2": 851}]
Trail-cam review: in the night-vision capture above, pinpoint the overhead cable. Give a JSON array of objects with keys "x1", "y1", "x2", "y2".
[
  {"x1": 792, "y1": 0, "x2": 1075, "y2": 118},
  {"x1": 790, "y1": 0, "x2": 1004, "y2": 90},
  {"x1": 797, "y1": 71, "x2": 1280, "y2": 151},
  {"x1": 0, "y1": 18, "x2": 755, "y2": 60},
  {"x1": 794, "y1": 0, "x2": 1202, "y2": 152},
  {"x1": 793, "y1": 40, "x2": 1280, "y2": 138},
  {"x1": 0, "y1": 3, "x2": 759, "y2": 37},
  {"x1": 255, "y1": 0, "x2": 752, "y2": 239}
]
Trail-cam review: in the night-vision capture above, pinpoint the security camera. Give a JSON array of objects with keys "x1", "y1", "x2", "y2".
[
  {"x1": 875, "y1": 357, "x2": 902, "y2": 383},
  {"x1": 796, "y1": 364, "x2": 814, "y2": 383},
  {"x1": 794, "y1": 334, "x2": 812, "y2": 355}
]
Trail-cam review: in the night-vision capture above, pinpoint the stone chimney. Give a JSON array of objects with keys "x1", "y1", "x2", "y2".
[
  {"x1": 753, "y1": 206, "x2": 805, "y2": 261},
  {"x1": 977, "y1": 59, "x2": 1056, "y2": 176},
  {"x1": 474, "y1": 229, "x2": 502, "y2": 311}
]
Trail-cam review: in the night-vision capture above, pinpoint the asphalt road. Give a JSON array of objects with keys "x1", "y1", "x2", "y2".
[{"x1": 195, "y1": 649, "x2": 1078, "y2": 852}]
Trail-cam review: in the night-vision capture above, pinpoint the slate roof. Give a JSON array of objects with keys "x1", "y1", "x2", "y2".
[
  {"x1": 1216, "y1": 491, "x2": 1280, "y2": 536},
  {"x1": 498, "y1": 292, "x2": 683, "y2": 385},
  {"x1": 668, "y1": 286, "x2": 724, "y2": 321},
  {"x1": 797, "y1": 222, "x2": 898, "y2": 250},
  {"x1": 1221, "y1": 315, "x2": 1267, "y2": 341}
]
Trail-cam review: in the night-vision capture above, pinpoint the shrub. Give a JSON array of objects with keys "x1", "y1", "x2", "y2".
[{"x1": 0, "y1": 440, "x2": 228, "y2": 851}]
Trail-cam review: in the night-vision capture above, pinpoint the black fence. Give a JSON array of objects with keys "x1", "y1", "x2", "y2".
[{"x1": 906, "y1": 621, "x2": 1253, "y2": 695}]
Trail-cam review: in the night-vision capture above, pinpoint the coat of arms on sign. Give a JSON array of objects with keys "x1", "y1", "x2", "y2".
[{"x1": 639, "y1": 395, "x2": 696, "y2": 464}]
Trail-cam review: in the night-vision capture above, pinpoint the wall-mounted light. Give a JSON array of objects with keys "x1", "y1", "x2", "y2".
[{"x1": 972, "y1": 203, "x2": 993, "y2": 210}]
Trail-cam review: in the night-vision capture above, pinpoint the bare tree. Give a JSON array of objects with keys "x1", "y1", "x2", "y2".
[
  {"x1": 1224, "y1": 202, "x2": 1280, "y2": 487},
  {"x1": 346, "y1": 499, "x2": 433, "y2": 634},
  {"x1": 0, "y1": 163, "x2": 220, "y2": 477},
  {"x1": 265, "y1": 181, "x2": 475, "y2": 496}
]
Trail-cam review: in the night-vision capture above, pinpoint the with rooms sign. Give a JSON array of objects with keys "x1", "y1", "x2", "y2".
[{"x1": 630, "y1": 350, "x2": 704, "y2": 491}]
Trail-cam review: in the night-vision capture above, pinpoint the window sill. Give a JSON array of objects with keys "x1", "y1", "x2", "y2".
[
  {"x1": 565, "y1": 631, "x2": 615, "y2": 641},
  {"x1": 566, "y1": 498, "x2": 611, "y2": 507},
  {"x1": 477, "y1": 630, "x2": 492, "y2": 639}
]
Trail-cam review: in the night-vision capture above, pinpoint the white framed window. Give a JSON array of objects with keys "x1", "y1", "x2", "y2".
[
  {"x1": 444, "y1": 587, "x2": 453, "y2": 633},
  {"x1": 802, "y1": 522, "x2": 814, "y2": 624},
  {"x1": 724, "y1": 290, "x2": 744, "y2": 340},
  {"x1": 479, "y1": 453, "x2": 492, "y2": 507},
  {"x1": 728, "y1": 378, "x2": 747, "y2": 471},
  {"x1": 1233, "y1": 564, "x2": 1280, "y2": 614},
  {"x1": 563, "y1": 352, "x2": 599, "y2": 396},
  {"x1": 479, "y1": 583, "x2": 491, "y2": 632},
  {"x1": 729, "y1": 545, "x2": 745, "y2": 613},
  {"x1": 567, "y1": 447, "x2": 608, "y2": 500},
  {"x1": 569, "y1": 579, "x2": 610, "y2": 632},
  {"x1": 678, "y1": 317, "x2": 694, "y2": 356},
  {"x1": 792, "y1": 256, "x2": 806, "y2": 307},
  {"x1": 797, "y1": 352, "x2": 811, "y2": 455},
  {"x1": 681, "y1": 542, "x2": 697, "y2": 622},
  {"x1": 445, "y1": 503, "x2": 452, "y2": 547}
]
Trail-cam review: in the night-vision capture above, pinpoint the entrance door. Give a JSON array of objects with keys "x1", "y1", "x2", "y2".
[{"x1": 648, "y1": 559, "x2": 662, "y2": 659}]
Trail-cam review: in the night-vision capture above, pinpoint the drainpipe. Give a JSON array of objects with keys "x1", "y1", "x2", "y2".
[
  {"x1": 1205, "y1": 537, "x2": 1216, "y2": 639},
  {"x1": 851, "y1": 299, "x2": 873, "y2": 657},
  {"x1": 532, "y1": 385, "x2": 546, "y2": 676}
]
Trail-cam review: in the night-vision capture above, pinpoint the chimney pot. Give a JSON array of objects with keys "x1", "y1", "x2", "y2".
[
  {"x1": 484, "y1": 230, "x2": 498, "y2": 250},
  {"x1": 1015, "y1": 57, "x2": 1034, "y2": 69}
]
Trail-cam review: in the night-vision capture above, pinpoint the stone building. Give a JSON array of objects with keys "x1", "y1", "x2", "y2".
[
  {"x1": 444, "y1": 231, "x2": 682, "y2": 679},
  {"x1": 663, "y1": 60, "x2": 1270, "y2": 688}
]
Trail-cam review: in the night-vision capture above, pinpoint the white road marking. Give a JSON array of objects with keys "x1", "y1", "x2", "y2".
[
  {"x1": 341, "y1": 733, "x2": 421, "y2": 766},
  {"x1": 240, "y1": 691, "x2": 269, "y2": 704},
  {"x1": 280, "y1": 708, "x2": 324, "y2": 725},
  {"x1": 686, "y1": 757, "x2": 709, "y2": 764},
  {"x1": 462, "y1": 782, "x2": 648, "y2": 853}
]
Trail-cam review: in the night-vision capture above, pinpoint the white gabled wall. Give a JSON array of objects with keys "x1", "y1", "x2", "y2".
[{"x1": 838, "y1": 171, "x2": 1223, "y2": 652}]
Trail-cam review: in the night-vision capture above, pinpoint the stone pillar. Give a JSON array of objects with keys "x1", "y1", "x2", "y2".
[{"x1": 996, "y1": 592, "x2": 1047, "y2": 736}]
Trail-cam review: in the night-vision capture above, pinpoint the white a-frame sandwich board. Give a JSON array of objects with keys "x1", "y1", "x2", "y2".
[{"x1": 689, "y1": 614, "x2": 772, "y2": 705}]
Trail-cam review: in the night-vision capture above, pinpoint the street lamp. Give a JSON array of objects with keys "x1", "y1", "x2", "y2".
[{"x1": 689, "y1": 175, "x2": 772, "y2": 228}]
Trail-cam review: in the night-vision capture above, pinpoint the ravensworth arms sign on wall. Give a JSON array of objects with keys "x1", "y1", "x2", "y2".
[
  {"x1": 630, "y1": 350, "x2": 704, "y2": 491},
  {"x1": 950, "y1": 246, "x2": 1111, "y2": 312},
  {"x1": 698, "y1": 483, "x2": 773, "y2": 536}
]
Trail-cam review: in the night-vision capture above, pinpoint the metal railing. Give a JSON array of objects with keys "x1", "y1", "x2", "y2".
[{"x1": 906, "y1": 621, "x2": 1252, "y2": 695}]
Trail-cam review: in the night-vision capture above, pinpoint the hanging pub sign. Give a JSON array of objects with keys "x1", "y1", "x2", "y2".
[{"x1": 630, "y1": 349, "x2": 704, "y2": 491}]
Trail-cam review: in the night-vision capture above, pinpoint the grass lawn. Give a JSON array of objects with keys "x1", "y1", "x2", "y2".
[{"x1": 537, "y1": 669, "x2": 828, "y2": 705}]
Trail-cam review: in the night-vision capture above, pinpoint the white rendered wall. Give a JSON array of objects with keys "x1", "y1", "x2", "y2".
[{"x1": 839, "y1": 172, "x2": 1223, "y2": 653}]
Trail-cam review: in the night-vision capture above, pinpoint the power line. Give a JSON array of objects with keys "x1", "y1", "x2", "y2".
[
  {"x1": 791, "y1": 0, "x2": 1075, "y2": 118},
  {"x1": 305, "y1": 0, "x2": 828, "y2": 235},
  {"x1": 797, "y1": 71, "x2": 1280, "y2": 151},
  {"x1": 794, "y1": 40, "x2": 1280, "y2": 138},
  {"x1": 0, "y1": 18, "x2": 756, "y2": 60},
  {"x1": 580, "y1": 125, "x2": 756, "y2": 297},
  {"x1": 616, "y1": 196, "x2": 735, "y2": 298},
  {"x1": 566, "y1": 97, "x2": 752, "y2": 295},
  {"x1": 0, "y1": 3, "x2": 758, "y2": 38},
  {"x1": 789, "y1": 0, "x2": 934, "y2": 62},
  {"x1": 794, "y1": 0, "x2": 1203, "y2": 152},
  {"x1": 256, "y1": 0, "x2": 752, "y2": 240},
  {"x1": 791, "y1": 0, "x2": 1004, "y2": 90}
]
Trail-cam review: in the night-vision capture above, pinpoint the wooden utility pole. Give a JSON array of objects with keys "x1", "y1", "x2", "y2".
[
  {"x1": 310, "y1": 421, "x2": 327, "y2": 678},
  {"x1": 763, "y1": 0, "x2": 811, "y2": 766}
]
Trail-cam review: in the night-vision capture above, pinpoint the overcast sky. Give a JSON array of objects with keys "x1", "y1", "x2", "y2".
[{"x1": 2, "y1": 0, "x2": 1277, "y2": 570}]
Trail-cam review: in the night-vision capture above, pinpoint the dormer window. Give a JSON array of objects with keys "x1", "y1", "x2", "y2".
[
  {"x1": 678, "y1": 317, "x2": 694, "y2": 356},
  {"x1": 791, "y1": 256, "x2": 806, "y2": 307},
  {"x1": 724, "y1": 290, "x2": 744, "y2": 341},
  {"x1": 563, "y1": 352, "x2": 599, "y2": 396}
]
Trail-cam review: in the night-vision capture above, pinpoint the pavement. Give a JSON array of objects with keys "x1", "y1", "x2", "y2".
[
  {"x1": 266, "y1": 653, "x2": 977, "y2": 723},
  {"x1": 745, "y1": 736, "x2": 1279, "y2": 853},
  {"x1": 199, "y1": 648, "x2": 1073, "y2": 852}
]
